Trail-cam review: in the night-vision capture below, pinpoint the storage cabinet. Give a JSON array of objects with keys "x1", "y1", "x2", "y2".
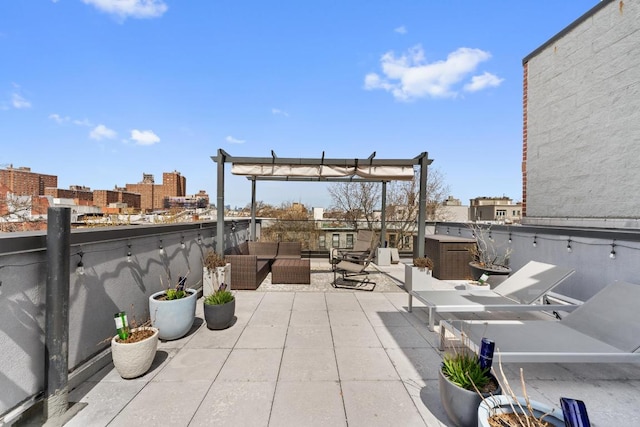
[{"x1": 413, "y1": 235, "x2": 476, "y2": 280}]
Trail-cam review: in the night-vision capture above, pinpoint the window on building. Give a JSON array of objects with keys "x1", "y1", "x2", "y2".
[
  {"x1": 318, "y1": 235, "x2": 326, "y2": 250},
  {"x1": 496, "y1": 209, "x2": 506, "y2": 217},
  {"x1": 346, "y1": 234, "x2": 354, "y2": 249},
  {"x1": 389, "y1": 234, "x2": 397, "y2": 248},
  {"x1": 332, "y1": 234, "x2": 340, "y2": 248},
  {"x1": 404, "y1": 235, "x2": 411, "y2": 249}
]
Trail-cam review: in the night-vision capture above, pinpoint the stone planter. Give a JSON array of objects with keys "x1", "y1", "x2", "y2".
[
  {"x1": 111, "y1": 327, "x2": 159, "y2": 379},
  {"x1": 203, "y1": 264, "x2": 230, "y2": 296},
  {"x1": 404, "y1": 264, "x2": 433, "y2": 292},
  {"x1": 478, "y1": 395, "x2": 565, "y2": 427},
  {"x1": 149, "y1": 288, "x2": 197, "y2": 340},
  {"x1": 204, "y1": 298, "x2": 236, "y2": 330},
  {"x1": 439, "y1": 368, "x2": 501, "y2": 427}
]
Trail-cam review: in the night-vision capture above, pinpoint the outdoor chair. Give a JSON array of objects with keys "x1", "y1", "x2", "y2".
[
  {"x1": 439, "y1": 280, "x2": 640, "y2": 363},
  {"x1": 408, "y1": 260, "x2": 576, "y2": 330},
  {"x1": 332, "y1": 245, "x2": 377, "y2": 291},
  {"x1": 332, "y1": 229, "x2": 375, "y2": 265}
]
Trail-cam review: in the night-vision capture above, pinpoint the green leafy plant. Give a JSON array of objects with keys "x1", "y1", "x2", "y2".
[
  {"x1": 159, "y1": 273, "x2": 190, "y2": 300},
  {"x1": 413, "y1": 256, "x2": 434, "y2": 270},
  {"x1": 204, "y1": 283, "x2": 234, "y2": 305},
  {"x1": 441, "y1": 350, "x2": 491, "y2": 391}
]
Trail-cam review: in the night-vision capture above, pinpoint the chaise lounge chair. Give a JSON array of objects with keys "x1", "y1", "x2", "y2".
[
  {"x1": 439, "y1": 280, "x2": 640, "y2": 363},
  {"x1": 332, "y1": 245, "x2": 377, "y2": 291},
  {"x1": 408, "y1": 260, "x2": 576, "y2": 330}
]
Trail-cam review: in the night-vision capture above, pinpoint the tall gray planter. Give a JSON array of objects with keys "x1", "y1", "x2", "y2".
[
  {"x1": 439, "y1": 369, "x2": 501, "y2": 427},
  {"x1": 149, "y1": 288, "x2": 197, "y2": 340}
]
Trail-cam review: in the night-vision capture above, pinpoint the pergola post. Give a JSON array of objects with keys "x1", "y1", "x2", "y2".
[
  {"x1": 216, "y1": 149, "x2": 226, "y2": 256},
  {"x1": 250, "y1": 178, "x2": 257, "y2": 241},
  {"x1": 380, "y1": 181, "x2": 387, "y2": 248},
  {"x1": 416, "y1": 153, "x2": 429, "y2": 258}
]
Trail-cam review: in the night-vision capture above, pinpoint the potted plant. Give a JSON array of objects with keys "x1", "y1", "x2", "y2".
[
  {"x1": 478, "y1": 367, "x2": 565, "y2": 426},
  {"x1": 404, "y1": 256, "x2": 434, "y2": 292},
  {"x1": 467, "y1": 224, "x2": 512, "y2": 281},
  {"x1": 203, "y1": 283, "x2": 235, "y2": 330},
  {"x1": 111, "y1": 312, "x2": 159, "y2": 379},
  {"x1": 203, "y1": 249, "x2": 229, "y2": 296},
  {"x1": 149, "y1": 273, "x2": 197, "y2": 340},
  {"x1": 439, "y1": 347, "x2": 501, "y2": 427}
]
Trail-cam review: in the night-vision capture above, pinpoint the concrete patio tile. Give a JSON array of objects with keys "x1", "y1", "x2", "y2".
[
  {"x1": 215, "y1": 348, "x2": 282, "y2": 382},
  {"x1": 235, "y1": 325, "x2": 287, "y2": 348},
  {"x1": 335, "y1": 347, "x2": 399, "y2": 381},
  {"x1": 292, "y1": 292, "x2": 327, "y2": 311},
  {"x1": 248, "y1": 309, "x2": 291, "y2": 326},
  {"x1": 404, "y1": 378, "x2": 451, "y2": 426},
  {"x1": 234, "y1": 290, "x2": 265, "y2": 309},
  {"x1": 108, "y1": 380, "x2": 211, "y2": 426},
  {"x1": 355, "y1": 292, "x2": 399, "y2": 312},
  {"x1": 289, "y1": 309, "x2": 329, "y2": 326},
  {"x1": 332, "y1": 324, "x2": 382, "y2": 348},
  {"x1": 373, "y1": 326, "x2": 431, "y2": 349},
  {"x1": 563, "y1": 362, "x2": 640, "y2": 380},
  {"x1": 528, "y1": 379, "x2": 640, "y2": 426},
  {"x1": 66, "y1": 379, "x2": 147, "y2": 427},
  {"x1": 256, "y1": 292, "x2": 295, "y2": 310},
  {"x1": 184, "y1": 321, "x2": 245, "y2": 348},
  {"x1": 278, "y1": 348, "x2": 339, "y2": 381},
  {"x1": 286, "y1": 325, "x2": 333, "y2": 348},
  {"x1": 383, "y1": 292, "x2": 413, "y2": 312},
  {"x1": 156, "y1": 318, "x2": 205, "y2": 349},
  {"x1": 151, "y1": 348, "x2": 230, "y2": 382},
  {"x1": 328, "y1": 309, "x2": 369, "y2": 326},
  {"x1": 341, "y1": 380, "x2": 426, "y2": 427},
  {"x1": 385, "y1": 348, "x2": 442, "y2": 381},
  {"x1": 326, "y1": 293, "x2": 361, "y2": 311},
  {"x1": 90, "y1": 348, "x2": 178, "y2": 383},
  {"x1": 365, "y1": 310, "x2": 412, "y2": 327},
  {"x1": 190, "y1": 381, "x2": 276, "y2": 427},
  {"x1": 269, "y1": 381, "x2": 347, "y2": 427}
]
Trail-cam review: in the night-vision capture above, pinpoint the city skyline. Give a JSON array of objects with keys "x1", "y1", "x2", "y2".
[{"x1": 1, "y1": 1, "x2": 600, "y2": 208}]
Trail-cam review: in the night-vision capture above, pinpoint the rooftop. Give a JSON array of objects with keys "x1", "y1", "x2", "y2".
[{"x1": 18, "y1": 259, "x2": 640, "y2": 426}]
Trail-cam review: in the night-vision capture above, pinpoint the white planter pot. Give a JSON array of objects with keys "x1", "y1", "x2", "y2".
[
  {"x1": 111, "y1": 327, "x2": 159, "y2": 379},
  {"x1": 404, "y1": 264, "x2": 432, "y2": 293},
  {"x1": 149, "y1": 288, "x2": 197, "y2": 340},
  {"x1": 478, "y1": 395, "x2": 565, "y2": 427},
  {"x1": 203, "y1": 264, "x2": 230, "y2": 296}
]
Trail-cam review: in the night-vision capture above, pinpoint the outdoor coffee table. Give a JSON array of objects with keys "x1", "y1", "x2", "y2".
[{"x1": 271, "y1": 259, "x2": 311, "y2": 284}]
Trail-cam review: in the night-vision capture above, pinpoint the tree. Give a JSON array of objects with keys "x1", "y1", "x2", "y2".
[
  {"x1": 0, "y1": 190, "x2": 45, "y2": 232},
  {"x1": 327, "y1": 182, "x2": 380, "y2": 230},
  {"x1": 386, "y1": 168, "x2": 450, "y2": 249},
  {"x1": 327, "y1": 168, "x2": 450, "y2": 249}
]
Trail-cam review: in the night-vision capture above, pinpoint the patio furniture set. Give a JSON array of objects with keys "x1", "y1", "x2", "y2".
[
  {"x1": 407, "y1": 260, "x2": 640, "y2": 364},
  {"x1": 226, "y1": 241, "x2": 310, "y2": 290}
]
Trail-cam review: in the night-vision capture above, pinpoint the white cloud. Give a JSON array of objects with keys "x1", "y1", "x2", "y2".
[
  {"x1": 130, "y1": 129, "x2": 160, "y2": 145},
  {"x1": 226, "y1": 136, "x2": 245, "y2": 144},
  {"x1": 364, "y1": 45, "x2": 501, "y2": 101},
  {"x1": 12, "y1": 93, "x2": 31, "y2": 109},
  {"x1": 90, "y1": 124, "x2": 117, "y2": 140},
  {"x1": 464, "y1": 72, "x2": 504, "y2": 92},
  {"x1": 271, "y1": 108, "x2": 289, "y2": 117},
  {"x1": 73, "y1": 118, "x2": 92, "y2": 127},
  {"x1": 82, "y1": 0, "x2": 168, "y2": 19},
  {"x1": 394, "y1": 26, "x2": 407, "y2": 34},
  {"x1": 49, "y1": 113, "x2": 69, "y2": 123}
]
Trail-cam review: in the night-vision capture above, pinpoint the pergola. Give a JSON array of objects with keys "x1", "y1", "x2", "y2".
[{"x1": 211, "y1": 149, "x2": 433, "y2": 258}]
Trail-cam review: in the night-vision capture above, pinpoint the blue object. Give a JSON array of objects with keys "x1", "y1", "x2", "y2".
[
  {"x1": 560, "y1": 397, "x2": 591, "y2": 427},
  {"x1": 478, "y1": 337, "x2": 495, "y2": 370}
]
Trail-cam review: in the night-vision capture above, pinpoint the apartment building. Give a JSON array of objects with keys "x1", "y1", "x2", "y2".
[
  {"x1": 126, "y1": 171, "x2": 187, "y2": 212},
  {"x1": 469, "y1": 196, "x2": 522, "y2": 223},
  {"x1": 0, "y1": 166, "x2": 57, "y2": 197}
]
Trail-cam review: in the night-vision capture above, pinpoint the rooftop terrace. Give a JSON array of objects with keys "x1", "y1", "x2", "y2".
[{"x1": 11, "y1": 259, "x2": 640, "y2": 426}]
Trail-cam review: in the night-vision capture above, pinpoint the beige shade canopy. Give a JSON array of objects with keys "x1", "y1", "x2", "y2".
[{"x1": 212, "y1": 149, "x2": 433, "y2": 257}]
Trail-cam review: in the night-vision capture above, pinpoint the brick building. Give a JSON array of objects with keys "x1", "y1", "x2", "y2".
[
  {"x1": 93, "y1": 189, "x2": 141, "y2": 210},
  {"x1": 125, "y1": 171, "x2": 187, "y2": 212},
  {"x1": 45, "y1": 185, "x2": 94, "y2": 205},
  {"x1": 0, "y1": 166, "x2": 57, "y2": 197}
]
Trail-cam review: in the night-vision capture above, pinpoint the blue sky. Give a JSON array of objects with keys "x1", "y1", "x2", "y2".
[{"x1": 1, "y1": 0, "x2": 599, "y2": 209}]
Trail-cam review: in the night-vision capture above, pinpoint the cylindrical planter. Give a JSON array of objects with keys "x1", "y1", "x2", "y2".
[
  {"x1": 203, "y1": 265, "x2": 230, "y2": 296},
  {"x1": 439, "y1": 369, "x2": 501, "y2": 427},
  {"x1": 149, "y1": 288, "x2": 197, "y2": 340},
  {"x1": 468, "y1": 262, "x2": 512, "y2": 281},
  {"x1": 204, "y1": 298, "x2": 236, "y2": 330},
  {"x1": 478, "y1": 395, "x2": 565, "y2": 427},
  {"x1": 111, "y1": 327, "x2": 159, "y2": 379}
]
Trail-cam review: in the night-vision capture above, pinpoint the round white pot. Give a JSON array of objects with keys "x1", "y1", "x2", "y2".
[
  {"x1": 111, "y1": 327, "x2": 159, "y2": 379},
  {"x1": 149, "y1": 288, "x2": 197, "y2": 340},
  {"x1": 478, "y1": 395, "x2": 565, "y2": 427}
]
